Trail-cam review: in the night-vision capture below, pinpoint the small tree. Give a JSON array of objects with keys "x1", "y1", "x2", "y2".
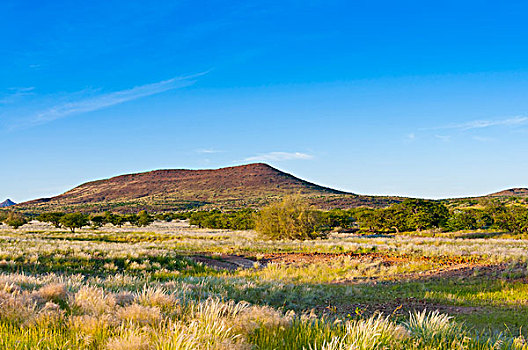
[
  {"x1": 126, "y1": 214, "x2": 139, "y2": 226},
  {"x1": 4, "y1": 212, "x2": 28, "y2": 229},
  {"x1": 137, "y1": 210, "x2": 154, "y2": 227},
  {"x1": 392, "y1": 199, "x2": 449, "y2": 232},
  {"x1": 492, "y1": 205, "x2": 528, "y2": 234},
  {"x1": 103, "y1": 212, "x2": 127, "y2": 227},
  {"x1": 255, "y1": 196, "x2": 323, "y2": 240},
  {"x1": 60, "y1": 213, "x2": 89, "y2": 233},
  {"x1": 89, "y1": 214, "x2": 105, "y2": 229},
  {"x1": 37, "y1": 212, "x2": 65, "y2": 228}
]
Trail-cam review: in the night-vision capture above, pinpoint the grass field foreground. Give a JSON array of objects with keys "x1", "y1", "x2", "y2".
[{"x1": 0, "y1": 221, "x2": 527, "y2": 349}]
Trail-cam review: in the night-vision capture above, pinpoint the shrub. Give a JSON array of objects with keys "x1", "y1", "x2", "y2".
[
  {"x1": 89, "y1": 214, "x2": 105, "y2": 229},
  {"x1": 36, "y1": 212, "x2": 65, "y2": 228},
  {"x1": 155, "y1": 213, "x2": 173, "y2": 222},
  {"x1": 255, "y1": 195, "x2": 323, "y2": 240},
  {"x1": 3, "y1": 212, "x2": 28, "y2": 229},
  {"x1": 490, "y1": 205, "x2": 528, "y2": 234},
  {"x1": 104, "y1": 212, "x2": 127, "y2": 227},
  {"x1": 319, "y1": 209, "x2": 356, "y2": 231},
  {"x1": 137, "y1": 211, "x2": 154, "y2": 227},
  {"x1": 354, "y1": 199, "x2": 449, "y2": 233},
  {"x1": 189, "y1": 210, "x2": 255, "y2": 230},
  {"x1": 60, "y1": 213, "x2": 89, "y2": 233}
]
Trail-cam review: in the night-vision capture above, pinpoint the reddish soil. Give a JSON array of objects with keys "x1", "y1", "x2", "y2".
[
  {"x1": 257, "y1": 252, "x2": 481, "y2": 267},
  {"x1": 189, "y1": 251, "x2": 508, "y2": 283},
  {"x1": 189, "y1": 255, "x2": 259, "y2": 271}
]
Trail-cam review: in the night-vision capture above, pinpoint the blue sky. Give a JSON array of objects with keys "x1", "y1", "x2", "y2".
[{"x1": 2, "y1": 0, "x2": 528, "y2": 202}]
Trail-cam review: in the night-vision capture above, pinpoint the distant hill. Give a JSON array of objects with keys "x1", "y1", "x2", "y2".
[
  {"x1": 18, "y1": 163, "x2": 398, "y2": 213},
  {"x1": 486, "y1": 188, "x2": 528, "y2": 197},
  {"x1": 0, "y1": 199, "x2": 16, "y2": 208}
]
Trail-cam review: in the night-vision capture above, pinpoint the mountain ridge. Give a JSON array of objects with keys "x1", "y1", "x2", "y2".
[
  {"x1": 18, "y1": 163, "x2": 392, "y2": 212},
  {"x1": 486, "y1": 188, "x2": 528, "y2": 197},
  {"x1": 0, "y1": 199, "x2": 16, "y2": 208},
  {"x1": 13, "y1": 164, "x2": 526, "y2": 213}
]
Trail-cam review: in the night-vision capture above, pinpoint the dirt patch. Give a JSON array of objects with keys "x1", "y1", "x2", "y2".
[
  {"x1": 258, "y1": 252, "x2": 480, "y2": 267},
  {"x1": 189, "y1": 255, "x2": 259, "y2": 271},
  {"x1": 190, "y1": 252, "x2": 519, "y2": 283}
]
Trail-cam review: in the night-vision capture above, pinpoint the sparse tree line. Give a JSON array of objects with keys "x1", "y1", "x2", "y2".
[
  {"x1": 1, "y1": 197, "x2": 528, "y2": 238},
  {"x1": 0, "y1": 210, "x2": 157, "y2": 232},
  {"x1": 354, "y1": 199, "x2": 528, "y2": 234},
  {"x1": 188, "y1": 209, "x2": 256, "y2": 230},
  {"x1": 189, "y1": 197, "x2": 528, "y2": 238}
]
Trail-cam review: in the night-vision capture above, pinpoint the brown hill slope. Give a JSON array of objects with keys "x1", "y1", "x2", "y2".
[
  {"x1": 18, "y1": 163, "x2": 397, "y2": 213},
  {"x1": 487, "y1": 188, "x2": 528, "y2": 197}
]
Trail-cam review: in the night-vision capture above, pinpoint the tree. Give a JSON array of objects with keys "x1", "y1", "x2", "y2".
[
  {"x1": 103, "y1": 212, "x2": 127, "y2": 227},
  {"x1": 392, "y1": 199, "x2": 449, "y2": 232},
  {"x1": 319, "y1": 209, "x2": 356, "y2": 231},
  {"x1": 491, "y1": 205, "x2": 528, "y2": 234},
  {"x1": 60, "y1": 213, "x2": 89, "y2": 233},
  {"x1": 125, "y1": 214, "x2": 139, "y2": 226},
  {"x1": 446, "y1": 209, "x2": 478, "y2": 231},
  {"x1": 137, "y1": 210, "x2": 154, "y2": 227},
  {"x1": 189, "y1": 210, "x2": 256, "y2": 230},
  {"x1": 255, "y1": 196, "x2": 323, "y2": 240},
  {"x1": 355, "y1": 208, "x2": 386, "y2": 232},
  {"x1": 37, "y1": 212, "x2": 65, "y2": 228},
  {"x1": 89, "y1": 214, "x2": 105, "y2": 229},
  {"x1": 4, "y1": 212, "x2": 28, "y2": 229},
  {"x1": 155, "y1": 213, "x2": 173, "y2": 222}
]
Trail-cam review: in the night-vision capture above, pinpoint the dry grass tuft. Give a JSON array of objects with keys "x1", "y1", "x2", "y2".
[
  {"x1": 105, "y1": 329, "x2": 150, "y2": 350},
  {"x1": 74, "y1": 286, "x2": 116, "y2": 315},
  {"x1": 116, "y1": 304, "x2": 162, "y2": 326},
  {"x1": 233, "y1": 305, "x2": 293, "y2": 334},
  {"x1": 38, "y1": 283, "x2": 68, "y2": 303}
]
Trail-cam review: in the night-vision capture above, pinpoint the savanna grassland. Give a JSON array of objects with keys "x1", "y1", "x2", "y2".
[{"x1": 0, "y1": 220, "x2": 527, "y2": 349}]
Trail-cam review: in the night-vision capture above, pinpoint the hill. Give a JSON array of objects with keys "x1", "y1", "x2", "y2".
[
  {"x1": 17, "y1": 163, "x2": 397, "y2": 213},
  {"x1": 486, "y1": 188, "x2": 528, "y2": 197},
  {"x1": 0, "y1": 199, "x2": 16, "y2": 208}
]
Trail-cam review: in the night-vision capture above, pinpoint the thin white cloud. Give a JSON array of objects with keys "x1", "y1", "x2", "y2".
[
  {"x1": 437, "y1": 116, "x2": 528, "y2": 131},
  {"x1": 0, "y1": 87, "x2": 35, "y2": 104},
  {"x1": 34, "y1": 74, "x2": 204, "y2": 124},
  {"x1": 10, "y1": 72, "x2": 208, "y2": 129},
  {"x1": 195, "y1": 148, "x2": 224, "y2": 154},
  {"x1": 244, "y1": 152, "x2": 313, "y2": 162}
]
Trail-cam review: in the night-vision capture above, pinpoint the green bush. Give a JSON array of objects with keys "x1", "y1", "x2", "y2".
[
  {"x1": 89, "y1": 214, "x2": 105, "y2": 229},
  {"x1": 319, "y1": 209, "x2": 356, "y2": 231},
  {"x1": 3, "y1": 212, "x2": 28, "y2": 229},
  {"x1": 137, "y1": 210, "x2": 154, "y2": 227},
  {"x1": 255, "y1": 196, "x2": 323, "y2": 240},
  {"x1": 59, "y1": 213, "x2": 89, "y2": 233},
  {"x1": 37, "y1": 212, "x2": 65, "y2": 228},
  {"x1": 189, "y1": 209, "x2": 255, "y2": 230},
  {"x1": 354, "y1": 199, "x2": 449, "y2": 233}
]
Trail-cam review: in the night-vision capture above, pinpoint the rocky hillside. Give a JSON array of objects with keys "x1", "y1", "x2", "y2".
[
  {"x1": 18, "y1": 163, "x2": 398, "y2": 212},
  {"x1": 487, "y1": 188, "x2": 528, "y2": 197}
]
